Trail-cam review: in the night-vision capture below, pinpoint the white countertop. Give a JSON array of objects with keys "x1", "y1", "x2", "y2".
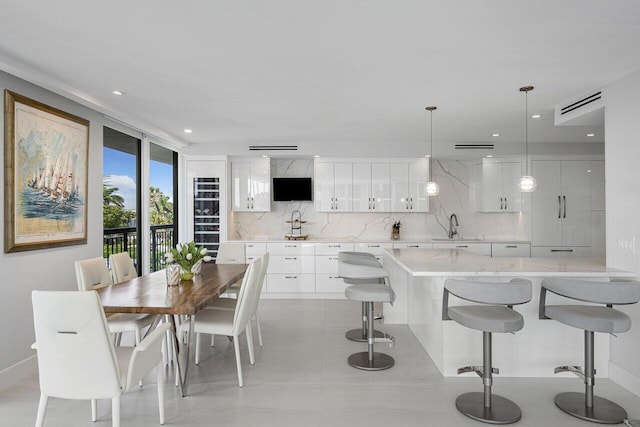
[
  {"x1": 385, "y1": 248, "x2": 635, "y2": 277},
  {"x1": 229, "y1": 237, "x2": 530, "y2": 244}
]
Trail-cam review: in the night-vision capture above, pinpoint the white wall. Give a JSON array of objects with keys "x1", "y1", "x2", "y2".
[
  {"x1": 603, "y1": 69, "x2": 640, "y2": 394},
  {"x1": 0, "y1": 70, "x2": 104, "y2": 389}
]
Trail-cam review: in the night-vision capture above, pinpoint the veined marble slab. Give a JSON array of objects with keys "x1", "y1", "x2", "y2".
[{"x1": 387, "y1": 248, "x2": 634, "y2": 277}]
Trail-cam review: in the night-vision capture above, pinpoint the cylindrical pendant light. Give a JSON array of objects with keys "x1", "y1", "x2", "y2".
[
  {"x1": 518, "y1": 86, "x2": 537, "y2": 192},
  {"x1": 425, "y1": 106, "x2": 439, "y2": 196}
]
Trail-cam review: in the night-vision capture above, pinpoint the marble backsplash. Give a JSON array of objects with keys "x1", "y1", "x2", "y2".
[{"x1": 228, "y1": 159, "x2": 527, "y2": 241}]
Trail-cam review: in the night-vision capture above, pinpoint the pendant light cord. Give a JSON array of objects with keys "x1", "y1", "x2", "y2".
[
  {"x1": 525, "y1": 89, "x2": 529, "y2": 175},
  {"x1": 429, "y1": 109, "x2": 433, "y2": 182}
]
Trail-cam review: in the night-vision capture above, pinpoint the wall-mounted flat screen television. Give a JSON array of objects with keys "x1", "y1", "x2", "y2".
[{"x1": 272, "y1": 177, "x2": 313, "y2": 201}]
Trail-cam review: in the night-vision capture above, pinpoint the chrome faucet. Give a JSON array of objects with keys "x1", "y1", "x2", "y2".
[{"x1": 448, "y1": 214, "x2": 459, "y2": 239}]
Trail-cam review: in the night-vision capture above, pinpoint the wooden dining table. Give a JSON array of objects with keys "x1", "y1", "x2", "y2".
[{"x1": 97, "y1": 262, "x2": 248, "y2": 396}]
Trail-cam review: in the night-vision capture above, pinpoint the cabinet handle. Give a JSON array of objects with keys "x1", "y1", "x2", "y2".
[
  {"x1": 409, "y1": 197, "x2": 413, "y2": 210},
  {"x1": 563, "y1": 196, "x2": 566, "y2": 218},
  {"x1": 558, "y1": 196, "x2": 562, "y2": 218},
  {"x1": 247, "y1": 196, "x2": 250, "y2": 209},
  {"x1": 285, "y1": 275, "x2": 298, "y2": 279},
  {"x1": 335, "y1": 198, "x2": 338, "y2": 210},
  {"x1": 551, "y1": 249, "x2": 574, "y2": 252},
  {"x1": 505, "y1": 245, "x2": 518, "y2": 248},
  {"x1": 368, "y1": 245, "x2": 380, "y2": 248},
  {"x1": 284, "y1": 245, "x2": 297, "y2": 248},
  {"x1": 368, "y1": 197, "x2": 372, "y2": 210},
  {"x1": 504, "y1": 197, "x2": 507, "y2": 210},
  {"x1": 329, "y1": 276, "x2": 338, "y2": 279},
  {"x1": 328, "y1": 244, "x2": 341, "y2": 248},
  {"x1": 406, "y1": 198, "x2": 409, "y2": 210},
  {"x1": 456, "y1": 245, "x2": 468, "y2": 248},
  {"x1": 372, "y1": 198, "x2": 376, "y2": 210},
  {"x1": 329, "y1": 257, "x2": 338, "y2": 260},
  {"x1": 407, "y1": 245, "x2": 419, "y2": 248},
  {"x1": 500, "y1": 197, "x2": 504, "y2": 210},
  {"x1": 284, "y1": 257, "x2": 298, "y2": 260},
  {"x1": 251, "y1": 197, "x2": 254, "y2": 209}
]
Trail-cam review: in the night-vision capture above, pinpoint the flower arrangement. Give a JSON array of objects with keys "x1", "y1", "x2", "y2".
[{"x1": 165, "y1": 241, "x2": 212, "y2": 280}]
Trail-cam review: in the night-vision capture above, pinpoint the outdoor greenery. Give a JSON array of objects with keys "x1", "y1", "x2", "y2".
[{"x1": 102, "y1": 183, "x2": 173, "y2": 228}]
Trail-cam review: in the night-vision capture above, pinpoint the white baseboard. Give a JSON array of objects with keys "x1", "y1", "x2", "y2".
[
  {"x1": 609, "y1": 361, "x2": 640, "y2": 397},
  {"x1": 0, "y1": 355, "x2": 38, "y2": 392}
]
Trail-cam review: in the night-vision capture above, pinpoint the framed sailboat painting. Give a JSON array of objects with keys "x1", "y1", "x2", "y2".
[{"x1": 4, "y1": 90, "x2": 89, "y2": 252}]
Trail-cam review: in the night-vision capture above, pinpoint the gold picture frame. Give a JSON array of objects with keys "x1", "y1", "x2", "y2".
[{"x1": 4, "y1": 90, "x2": 89, "y2": 252}]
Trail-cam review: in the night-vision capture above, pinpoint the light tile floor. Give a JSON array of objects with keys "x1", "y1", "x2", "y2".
[{"x1": 3, "y1": 299, "x2": 640, "y2": 426}]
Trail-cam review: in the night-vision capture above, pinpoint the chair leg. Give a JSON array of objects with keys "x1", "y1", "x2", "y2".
[
  {"x1": 195, "y1": 332, "x2": 201, "y2": 365},
  {"x1": 35, "y1": 394, "x2": 48, "y2": 427},
  {"x1": 554, "y1": 330, "x2": 628, "y2": 423},
  {"x1": 112, "y1": 396, "x2": 120, "y2": 427},
  {"x1": 156, "y1": 363, "x2": 165, "y2": 425},
  {"x1": 233, "y1": 334, "x2": 244, "y2": 387},
  {"x1": 246, "y1": 324, "x2": 255, "y2": 365},
  {"x1": 135, "y1": 327, "x2": 143, "y2": 387},
  {"x1": 254, "y1": 312, "x2": 263, "y2": 347},
  {"x1": 91, "y1": 398, "x2": 97, "y2": 421}
]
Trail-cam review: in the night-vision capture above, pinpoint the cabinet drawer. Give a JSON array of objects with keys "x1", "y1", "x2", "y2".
[
  {"x1": 531, "y1": 246, "x2": 591, "y2": 258},
  {"x1": 266, "y1": 274, "x2": 315, "y2": 293},
  {"x1": 355, "y1": 242, "x2": 393, "y2": 255},
  {"x1": 432, "y1": 242, "x2": 491, "y2": 256},
  {"x1": 245, "y1": 242, "x2": 267, "y2": 255},
  {"x1": 316, "y1": 274, "x2": 348, "y2": 293},
  {"x1": 393, "y1": 242, "x2": 432, "y2": 249},
  {"x1": 315, "y1": 255, "x2": 340, "y2": 273},
  {"x1": 315, "y1": 242, "x2": 355, "y2": 255},
  {"x1": 268, "y1": 255, "x2": 315, "y2": 273},
  {"x1": 267, "y1": 242, "x2": 315, "y2": 255},
  {"x1": 491, "y1": 243, "x2": 530, "y2": 258}
]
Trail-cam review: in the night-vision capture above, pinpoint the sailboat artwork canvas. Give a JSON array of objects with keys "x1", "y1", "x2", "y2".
[{"x1": 4, "y1": 90, "x2": 89, "y2": 253}]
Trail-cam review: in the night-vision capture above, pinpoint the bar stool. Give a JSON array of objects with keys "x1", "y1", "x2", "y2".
[
  {"x1": 338, "y1": 251, "x2": 385, "y2": 342},
  {"x1": 340, "y1": 257, "x2": 395, "y2": 370},
  {"x1": 539, "y1": 278, "x2": 640, "y2": 424},
  {"x1": 442, "y1": 278, "x2": 532, "y2": 424}
]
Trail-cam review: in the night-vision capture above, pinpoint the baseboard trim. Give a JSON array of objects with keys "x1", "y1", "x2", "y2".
[
  {"x1": 609, "y1": 361, "x2": 640, "y2": 397},
  {"x1": 0, "y1": 355, "x2": 37, "y2": 391}
]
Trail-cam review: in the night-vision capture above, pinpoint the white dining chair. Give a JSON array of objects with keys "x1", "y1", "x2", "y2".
[
  {"x1": 75, "y1": 257, "x2": 155, "y2": 346},
  {"x1": 208, "y1": 252, "x2": 269, "y2": 346},
  {"x1": 216, "y1": 243, "x2": 247, "y2": 296},
  {"x1": 109, "y1": 252, "x2": 138, "y2": 283},
  {"x1": 179, "y1": 256, "x2": 263, "y2": 387},
  {"x1": 31, "y1": 290, "x2": 169, "y2": 427}
]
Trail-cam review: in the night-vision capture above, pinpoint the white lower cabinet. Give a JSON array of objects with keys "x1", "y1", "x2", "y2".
[
  {"x1": 266, "y1": 274, "x2": 316, "y2": 293},
  {"x1": 491, "y1": 243, "x2": 530, "y2": 257},
  {"x1": 265, "y1": 242, "x2": 314, "y2": 293},
  {"x1": 432, "y1": 242, "x2": 491, "y2": 256},
  {"x1": 316, "y1": 274, "x2": 347, "y2": 293}
]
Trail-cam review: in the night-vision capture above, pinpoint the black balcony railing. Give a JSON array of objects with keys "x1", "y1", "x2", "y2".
[{"x1": 103, "y1": 224, "x2": 174, "y2": 273}]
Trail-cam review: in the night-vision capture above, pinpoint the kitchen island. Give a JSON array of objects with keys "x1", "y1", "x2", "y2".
[{"x1": 382, "y1": 248, "x2": 636, "y2": 377}]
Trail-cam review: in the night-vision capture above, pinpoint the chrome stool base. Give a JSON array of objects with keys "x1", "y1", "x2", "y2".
[
  {"x1": 554, "y1": 392, "x2": 627, "y2": 424},
  {"x1": 345, "y1": 328, "x2": 384, "y2": 342},
  {"x1": 347, "y1": 351, "x2": 394, "y2": 371},
  {"x1": 456, "y1": 392, "x2": 521, "y2": 425}
]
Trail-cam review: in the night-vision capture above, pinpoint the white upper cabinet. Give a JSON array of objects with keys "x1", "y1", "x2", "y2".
[
  {"x1": 352, "y1": 162, "x2": 391, "y2": 212},
  {"x1": 531, "y1": 160, "x2": 592, "y2": 247},
  {"x1": 390, "y1": 159, "x2": 429, "y2": 212},
  {"x1": 314, "y1": 162, "x2": 353, "y2": 212},
  {"x1": 473, "y1": 160, "x2": 522, "y2": 212},
  {"x1": 231, "y1": 160, "x2": 270, "y2": 212}
]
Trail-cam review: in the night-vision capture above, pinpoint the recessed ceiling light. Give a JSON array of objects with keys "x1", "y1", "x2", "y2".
[
  {"x1": 531, "y1": 114, "x2": 542, "y2": 119},
  {"x1": 262, "y1": 155, "x2": 269, "y2": 158},
  {"x1": 486, "y1": 155, "x2": 494, "y2": 158},
  {"x1": 112, "y1": 90, "x2": 123, "y2": 96},
  {"x1": 587, "y1": 133, "x2": 595, "y2": 137},
  {"x1": 424, "y1": 154, "x2": 431, "y2": 158},
  {"x1": 492, "y1": 133, "x2": 500, "y2": 137},
  {"x1": 314, "y1": 155, "x2": 320, "y2": 158},
  {"x1": 183, "y1": 129, "x2": 193, "y2": 134}
]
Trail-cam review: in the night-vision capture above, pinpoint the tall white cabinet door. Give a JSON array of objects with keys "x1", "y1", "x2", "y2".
[
  {"x1": 231, "y1": 162, "x2": 252, "y2": 212},
  {"x1": 250, "y1": 161, "x2": 271, "y2": 211},
  {"x1": 561, "y1": 161, "x2": 591, "y2": 246},
  {"x1": 371, "y1": 163, "x2": 390, "y2": 212},
  {"x1": 409, "y1": 160, "x2": 428, "y2": 212},
  {"x1": 333, "y1": 163, "x2": 353, "y2": 212},
  {"x1": 501, "y1": 162, "x2": 522, "y2": 212},
  {"x1": 390, "y1": 163, "x2": 410, "y2": 212},
  {"x1": 314, "y1": 163, "x2": 335, "y2": 212},
  {"x1": 531, "y1": 161, "x2": 563, "y2": 246},
  {"x1": 352, "y1": 163, "x2": 372, "y2": 212},
  {"x1": 481, "y1": 162, "x2": 502, "y2": 212}
]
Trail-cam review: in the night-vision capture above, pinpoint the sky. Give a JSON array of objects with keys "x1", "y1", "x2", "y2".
[{"x1": 103, "y1": 147, "x2": 173, "y2": 210}]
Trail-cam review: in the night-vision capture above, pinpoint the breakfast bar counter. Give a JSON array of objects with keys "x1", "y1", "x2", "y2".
[{"x1": 382, "y1": 248, "x2": 636, "y2": 377}]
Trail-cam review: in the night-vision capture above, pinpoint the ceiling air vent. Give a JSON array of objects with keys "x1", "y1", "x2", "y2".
[
  {"x1": 560, "y1": 91, "x2": 602, "y2": 115},
  {"x1": 249, "y1": 145, "x2": 298, "y2": 151},
  {"x1": 455, "y1": 144, "x2": 494, "y2": 150}
]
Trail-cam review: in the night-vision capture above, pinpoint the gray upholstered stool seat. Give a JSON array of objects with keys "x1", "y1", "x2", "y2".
[
  {"x1": 540, "y1": 277, "x2": 640, "y2": 424},
  {"x1": 340, "y1": 256, "x2": 395, "y2": 371},
  {"x1": 544, "y1": 305, "x2": 630, "y2": 334},
  {"x1": 443, "y1": 278, "x2": 532, "y2": 425},
  {"x1": 339, "y1": 252, "x2": 387, "y2": 342},
  {"x1": 448, "y1": 306, "x2": 524, "y2": 333},
  {"x1": 345, "y1": 283, "x2": 395, "y2": 303}
]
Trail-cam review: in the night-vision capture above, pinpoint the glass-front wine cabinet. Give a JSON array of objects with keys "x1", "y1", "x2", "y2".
[{"x1": 193, "y1": 178, "x2": 220, "y2": 261}]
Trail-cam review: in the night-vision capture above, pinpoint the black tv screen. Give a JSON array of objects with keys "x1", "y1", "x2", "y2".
[{"x1": 272, "y1": 177, "x2": 313, "y2": 201}]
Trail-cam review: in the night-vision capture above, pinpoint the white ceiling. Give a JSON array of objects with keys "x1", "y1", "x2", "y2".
[{"x1": 1, "y1": 1, "x2": 640, "y2": 156}]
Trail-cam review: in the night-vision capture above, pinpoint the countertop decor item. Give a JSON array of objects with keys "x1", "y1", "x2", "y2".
[
  {"x1": 518, "y1": 86, "x2": 537, "y2": 192},
  {"x1": 392, "y1": 221, "x2": 401, "y2": 240},
  {"x1": 285, "y1": 209, "x2": 308, "y2": 240},
  {"x1": 165, "y1": 241, "x2": 212, "y2": 280},
  {"x1": 425, "y1": 106, "x2": 440, "y2": 196}
]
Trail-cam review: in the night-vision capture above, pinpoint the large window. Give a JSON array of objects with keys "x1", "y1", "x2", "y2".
[{"x1": 149, "y1": 143, "x2": 178, "y2": 271}]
